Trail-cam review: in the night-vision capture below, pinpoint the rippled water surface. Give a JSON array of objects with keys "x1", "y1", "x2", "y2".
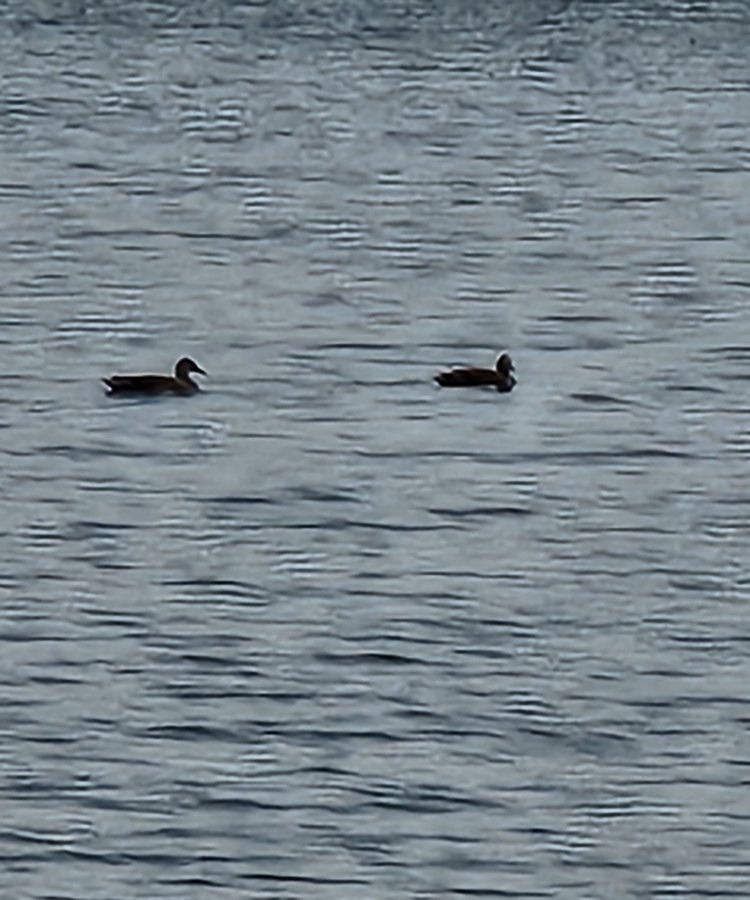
[{"x1": 4, "y1": 1, "x2": 750, "y2": 897}]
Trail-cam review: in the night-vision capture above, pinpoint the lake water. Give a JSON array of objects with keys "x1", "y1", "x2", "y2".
[{"x1": 3, "y1": 0, "x2": 750, "y2": 897}]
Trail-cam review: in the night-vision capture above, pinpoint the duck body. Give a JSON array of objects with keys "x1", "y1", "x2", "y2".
[
  {"x1": 103, "y1": 357, "x2": 207, "y2": 396},
  {"x1": 435, "y1": 352, "x2": 516, "y2": 393}
]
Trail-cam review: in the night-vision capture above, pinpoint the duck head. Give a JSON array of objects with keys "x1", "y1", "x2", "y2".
[
  {"x1": 495, "y1": 353, "x2": 514, "y2": 377},
  {"x1": 175, "y1": 357, "x2": 207, "y2": 380}
]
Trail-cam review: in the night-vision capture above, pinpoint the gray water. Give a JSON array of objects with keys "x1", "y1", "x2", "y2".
[{"x1": 3, "y1": 0, "x2": 750, "y2": 897}]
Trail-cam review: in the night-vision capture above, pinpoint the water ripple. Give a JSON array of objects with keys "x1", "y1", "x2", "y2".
[{"x1": 2, "y1": 2, "x2": 750, "y2": 898}]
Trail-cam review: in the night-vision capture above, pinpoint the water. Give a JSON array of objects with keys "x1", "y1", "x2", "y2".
[{"x1": 3, "y1": 0, "x2": 750, "y2": 896}]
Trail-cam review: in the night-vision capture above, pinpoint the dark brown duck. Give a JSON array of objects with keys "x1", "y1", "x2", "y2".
[
  {"x1": 434, "y1": 352, "x2": 516, "y2": 393},
  {"x1": 103, "y1": 356, "x2": 207, "y2": 396}
]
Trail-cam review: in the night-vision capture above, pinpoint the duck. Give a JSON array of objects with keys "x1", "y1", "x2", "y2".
[
  {"x1": 434, "y1": 352, "x2": 516, "y2": 392},
  {"x1": 103, "y1": 356, "x2": 207, "y2": 396}
]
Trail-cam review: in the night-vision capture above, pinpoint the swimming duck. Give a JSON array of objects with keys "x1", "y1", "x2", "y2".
[
  {"x1": 434, "y1": 352, "x2": 516, "y2": 392},
  {"x1": 103, "y1": 356, "x2": 207, "y2": 396}
]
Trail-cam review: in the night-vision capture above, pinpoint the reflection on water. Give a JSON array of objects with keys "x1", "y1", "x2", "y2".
[{"x1": 2, "y1": 1, "x2": 750, "y2": 897}]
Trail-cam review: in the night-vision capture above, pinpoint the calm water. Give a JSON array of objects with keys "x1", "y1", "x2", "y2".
[{"x1": 3, "y1": 0, "x2": 750, "y2": 897}]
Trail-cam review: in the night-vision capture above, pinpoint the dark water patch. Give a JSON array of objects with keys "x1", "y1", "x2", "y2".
[
  {"x1": 207, "y1": 494, "x2": 273, "y2": 506},
  {"x1": 543, "y1": 314, "x2": 615, "y2": 324},
  {"x1": 717, "y1": 371, "x2": 750, "y2": 384},
  {"x1": 271, "y1": 726, "x2": 406, "y2": 745},
  {"x1": 26, "y1": 673, "x2": 87, "y2": 687},
  {"x1": 419, "y1": 570, "x2": 527, "y2": 583},
  {"x1": 83, "y1": 559, "x2": 143, "y2": 571},
  {"x1": 453, "y1": 645, "x2": 514, "y2": 662},
  {"x1": 161, "y1": 651, "x2": 258, "y2": 671},
  {"x1": 63, "y1": 519, "x2": 140, "y2": 538},
  {"x1": 393, "y1": 706, "x2": 445, "y2": 724},
  {"x1": 668, "y1": 576, "x2": 730, "y2": 594},
  {"x1": 286, "y1": 485, "x2": 362, "y2": 503},
  {"x1": 0, "y1": 628, "x2": 66, "y2": 644},
  {"x1": 662, "y1": 384, "x2": 722, "y2": 394},
  {"x1": 137, "y1": 723, "x2": 245, "y2": 743},
  {"x1": 60, "y1": 226, "x2": 263, "y2": 244},
  {"x1": 163, "y1": 684, "x2": 308, "y2": 701},
  {"x1": 314, "y1": 650, "x2": 425, "y2": 667},
  {"x1": 286, "y1": 518, "x2": 448, "y2": 533},
  {"x1": 78, "y1": 478, "x2": 150, "y2": 491},
  {"x1": 153, "y1": 876, "x2": 228, "y2": 889},
  {"x1": 344, "y1": 629, "x2": 462, "y2": 648},
  {"x1": 429, "y1": 505, "x2": 533, "y2": 519},
  {"x1": 146, "y1": 630, "x2": 252, "y2": 654},
  {"x1": 446, "y1": 879, "x2": 550, "y2": 900},
  {"x1": 353, "y1": 447, "x2": 695, "y2": 464},
  {"x1": 35, "y1": 442, "x2": 168, "y2": 460},
  {"x1": 382, "y1": 787, "x2": 492, "y2": 814},
  {"x1": 58, "y1": 847, "x2": 213, "y2": 867},
  {"x1": 568, "y1": 392, "x2": 631, "y2": 405},
  {"x1": 237, "y1": 872, "x2": 370, "y2": 887},
  {"x1": 18, "y1": 732, "x2": 79, "y2": 746},
  {"x1": 713, "y1": 346, "x2": 750, "y2": 361},
  {"x1": 159, "y1": 576, "x2": 269, "y2": 602}
]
